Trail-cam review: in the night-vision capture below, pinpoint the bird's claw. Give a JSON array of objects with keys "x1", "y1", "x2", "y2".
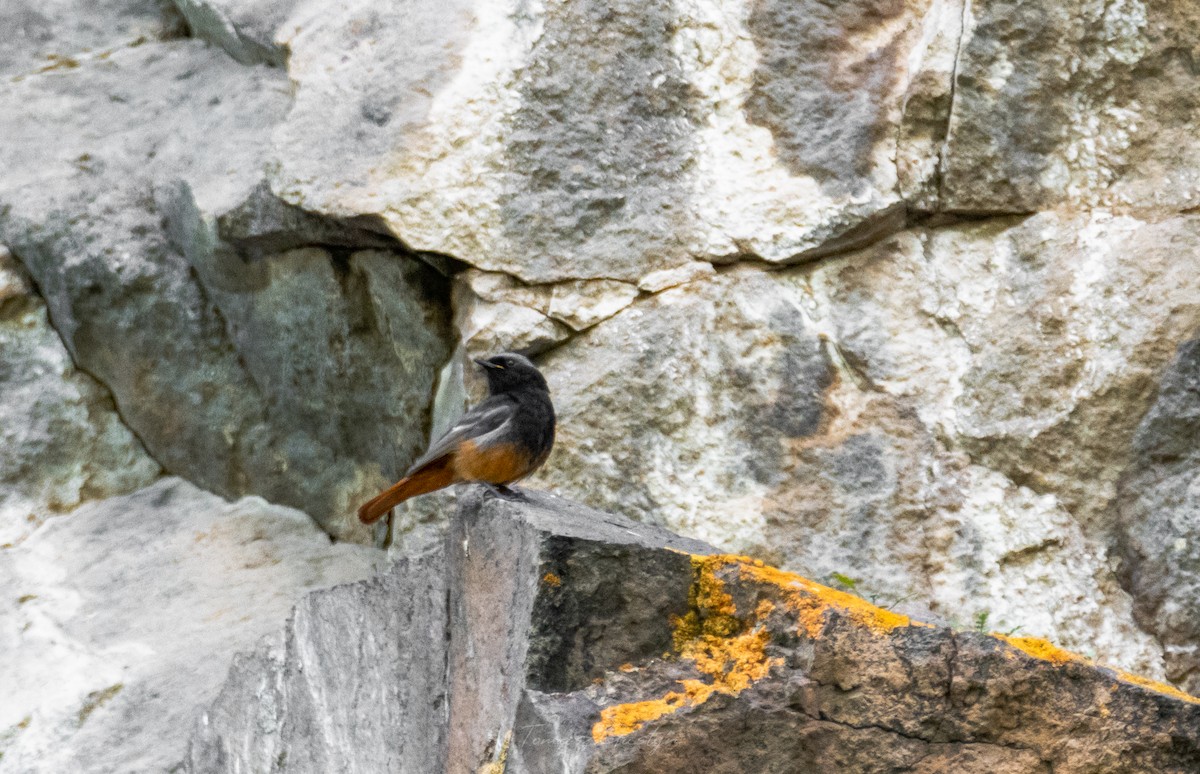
[{"x1": 481, "y1": 483, "x2": 529, "y2": 502}]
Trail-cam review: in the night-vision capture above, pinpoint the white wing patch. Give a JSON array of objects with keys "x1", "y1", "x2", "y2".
[{"x1": 404, "y1": 399, "x2": 515, "y2": 474}]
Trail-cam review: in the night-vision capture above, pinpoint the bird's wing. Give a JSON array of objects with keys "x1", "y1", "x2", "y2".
[{"x1": 404, "y1": 395, "x2": 516, "y2": 475}]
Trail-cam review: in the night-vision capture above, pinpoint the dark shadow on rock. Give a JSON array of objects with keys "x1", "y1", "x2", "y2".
[
  {"x1": 1116, "y1": 334, "x2": 1200, "y2": 694},
  {"x1": 744, "y1": 0, "x2": 910, "y2": 199},
  {"x1": 501, "y1": 0, "x2": 701, "y2": 280}
]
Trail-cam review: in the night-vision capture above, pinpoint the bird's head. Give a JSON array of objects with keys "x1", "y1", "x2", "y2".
[{"x1": 474, "y1": 352, "x2": 549, "y2": 395}]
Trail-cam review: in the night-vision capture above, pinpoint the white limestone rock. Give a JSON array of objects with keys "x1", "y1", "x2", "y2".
[
  {"x1": 0, "y1": 0, "x2": 184, "y2": 77},
  {"x1": 0, "y1": 478, "x2": 383, "y2": 773},
  {"x1": 803, "y1": 211, "x2": 1200, "y2": 530},
  {"x1": 451, "y1": 270, "x2": 640, "y2": 359},
  {"x1": 269, "y1": 0, "x2": 948, "y2": 282}
]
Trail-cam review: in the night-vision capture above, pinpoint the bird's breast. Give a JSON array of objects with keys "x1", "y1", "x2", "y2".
[{"x1": 453, "y1": 440, "x2": 531, "y2": 484}]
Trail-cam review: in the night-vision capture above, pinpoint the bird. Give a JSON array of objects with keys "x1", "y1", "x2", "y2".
[{"x1": 357, "y1": 352, "x2": 556, "y2": 524}]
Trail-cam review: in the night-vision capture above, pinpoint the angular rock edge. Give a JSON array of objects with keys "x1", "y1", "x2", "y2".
[{"x1": 186, "y1": 489, "x2": 1200, "y2": 774}]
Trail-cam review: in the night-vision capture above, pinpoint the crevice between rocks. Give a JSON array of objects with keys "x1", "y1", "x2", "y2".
[
  {"x1": 935, "y1": 0, "x2": 972, "y2": 211},
  {"x1": 3, "y1": 244, "x2": 168, "y2": 487}
]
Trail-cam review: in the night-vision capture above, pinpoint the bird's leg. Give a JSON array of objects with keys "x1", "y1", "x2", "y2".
[
  {"x1": 480, "y1": 482, "x2": 528, "y2": 502},
  {"x1": 384, "y1": 509, "x2": 395, "y2": 549}
]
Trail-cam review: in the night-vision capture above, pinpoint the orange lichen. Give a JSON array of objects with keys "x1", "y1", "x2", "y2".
[
  {"x1": 593, "y1": 553, "x2": 1200, "y2": 744},
  {"x1": 1114, "y1": 670, "x2": 1200, "y2": 706},
  {"x1": 618, "y1": 663, "x2": 636, "y2": 673},
  {"x1": 997, "y1": 636, "x2": 1200, "y2": 705},
  {"x1": 593, "y1": 692, "x2": 690, "y2": 741},
  {"x1": 732, "y1": 557, "x2": 916, "y2": 637},
  {"x1": 996, "y1": 635, "x2": 1084, "y2": 665},
  {"x1": 541, "y1": 572, "x2": 561, "y2": 588},
  {"x1": 592, "y1": 555, "x2": 782, "y2": 743}
]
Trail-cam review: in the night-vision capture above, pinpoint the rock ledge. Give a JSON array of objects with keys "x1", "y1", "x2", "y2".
[{"x1": 188, "y1": 489, "x2": 1200, "y2": 774}]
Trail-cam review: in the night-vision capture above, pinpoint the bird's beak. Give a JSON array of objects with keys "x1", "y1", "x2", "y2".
[{"x1": 474, "y1": 358, "x2": 499, "y2": 370}]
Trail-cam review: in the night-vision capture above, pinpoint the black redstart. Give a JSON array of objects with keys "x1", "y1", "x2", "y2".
[{"x1": 358, "y1": 352, "x2": 556, "y2": 524}]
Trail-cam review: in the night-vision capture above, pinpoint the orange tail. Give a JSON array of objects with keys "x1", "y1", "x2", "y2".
[{"x1": 358, "y1": 459, "x2": 455, "y2": 524}]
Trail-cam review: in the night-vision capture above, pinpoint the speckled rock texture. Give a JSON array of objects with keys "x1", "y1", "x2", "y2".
[
  {"x1": 530, "y1": 258, "x2": 1167, "y2": 678},
  {"x1": 0, "y1": 248, "x2": 159, "y2": 547},
  {"x1": 188, "y1": 491, "x2": 1200, "y2": 773},
  {"x1": 0, "y1": 0, "x2": 185, "y2": 78},
  {"x1": 1117, "y1": 337, "x2": 1200, "y2": 693},
  {"x1": 0, "y1": 478, "x2": 383, "y2": 773}
]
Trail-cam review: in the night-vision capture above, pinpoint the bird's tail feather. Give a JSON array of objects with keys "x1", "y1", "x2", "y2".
[{"x1": 357, "y1": 459, "x2": 454, "y2": 524}]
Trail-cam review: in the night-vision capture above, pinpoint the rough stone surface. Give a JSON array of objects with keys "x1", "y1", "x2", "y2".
[
  {"x1": 1117, "y1": 337, "x2": 1200, "y2": 694},
  {"x1": 451, "y1": 270, "x2": 640, "y2": 359},
  {"x1": 0, "y1": 478, "x2": 383, "y2": 773},
  {"x1": 0, "y1": 0, "x2": 185, "y2": 77},
  {"x1": 575, "y1": 556, "x2": 1200, "y2": 774},
  {"x1": 0, "y1": 40, "x2": 452, "y2": 538},
  {"x1": 12, "y1": 0, "x2": 1200, "y2": 766},
  {"x1": 186, "y1": 553, "x2": 448, "y2": 774},
  {"x1": 269, "y1": 0, "x2": 946, "y2": 282},
  {"x1": 0, "y1": 248, "x2": 159, "y2": 547},
  {"x1": 188, "y1": 491, "x2": 1200, "y2": 773},
  {"x1": 803, "y1": 211, "x2": 1200, "y2": 533},
  {"x1": 531, "y1": 263, "x2": 1163, "y2": 675},
  {"x1": 534, "y1": 267, "x2": 834, "y2": 549},
  {"x1": 189, "y1": 489, "x2": 712, "y2": 773},
  {"x1": 942, "y1": 0, "x2": 1200, "y2": 212}
]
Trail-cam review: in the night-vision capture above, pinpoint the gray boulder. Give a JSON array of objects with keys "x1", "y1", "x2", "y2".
[
  {"x1": 0, "y1": 40, "x2": 451, "y2": 539},
  {"x1": 188, "y1": 489, "x2": 1200, "y2": 773},
  {"x1": 0, "y1": 478, "x2": 383, "y2": 773}
]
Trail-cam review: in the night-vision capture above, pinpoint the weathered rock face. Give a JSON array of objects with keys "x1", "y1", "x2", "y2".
[
  {"x1": 531, "y1": 260, "x2": 1165, "y2": 676},
  {"x1": 803, "y1": 212, "x2": 1200, "y2": 532},
  {"x1": 0, "y1": 478, "x2": 383, "y2": 773},
  {"x1": 187, "y1": 553, "x2": 448, "y2": 774},
  {"x1": 941, "y1": 0, "x2": 1200, "y2": 213},
  {"x1": 9, "y1": 0, "x2": 1200, "y2": 767},
  {"x1": 452, "y1": 270, "x2": 643, "y2": 359},
  {"x1": 1117, "y1": 337, "x2": 1200, "y2": 694},
  {"x1": 0, "y1": 248, "x2": 159, "y2": 547},
  {"x1": 186, "y1": 490, "x2": 712, "y2": 773},
  {"x1": 534, "y1": 268, "x2": 834, "y2": 550},
  {"x1": 0, "y1": 39, "x2": 452, "y2": 539},
  {"x1": 188, "y1": 491, "x2": 1200, "y2": 773},
  {"x1": 0, "y1": 0, "x2": 185, "y2": 77},
  {"x1": 265, "y1": 0, "x2": 949, "y2": 282}
]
